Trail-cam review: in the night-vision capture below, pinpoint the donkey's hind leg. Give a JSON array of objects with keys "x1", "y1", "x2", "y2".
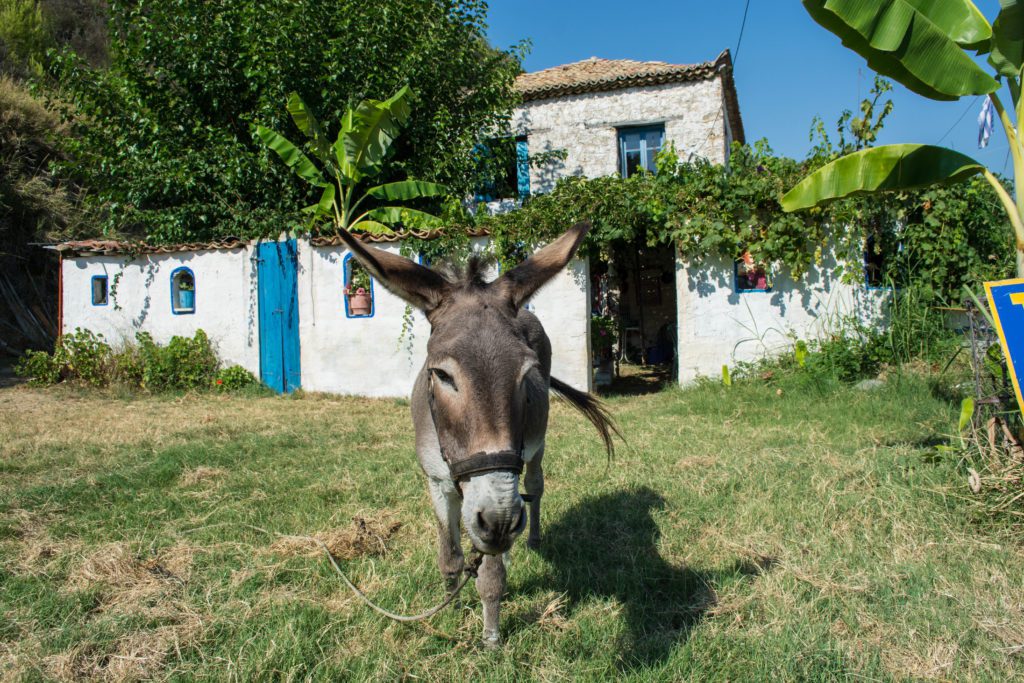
[
  {"x1": 428, "y1": 478, "x2": 463, "y2": 595},
  {"x1": 524, "y1": 447, "x2": 544, "y2": 550}
]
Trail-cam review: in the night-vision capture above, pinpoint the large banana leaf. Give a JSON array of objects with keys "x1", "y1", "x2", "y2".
[
  {"x1": 780, "y1": 144, "x2": 984, "y2": 211},
  {"x1": 366, "y1": 206, "x2": 443, "y2": 229},
  {"x1": 254, "y1": 125, "x2": 328, "y2": 188},
  {"x1": 286, "y1": 93, "x2": 333, "y2": 165},
  {"x1": 990, "y1": 0, "x2": 1024, "y2": 78},
  {"x1": 803, "y1": 0, "x2": 998, "y2": 100},
  {"x1": 365, "y1": 180, "x2": 447, "y2": 201},
  {"x1": 301, "y1": 184, "x2": 336, "y2": 218},
  {"x1": 340, "y1": 85, "x2": 413, "y2": 176}
]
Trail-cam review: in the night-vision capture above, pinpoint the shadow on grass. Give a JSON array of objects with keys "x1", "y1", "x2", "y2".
[
  {"x1": 599, "y1": 364, "x2": 672, "y2": 397},
  {"x1": 516, "y1": 486, "x2": 773, "y2": 671}
]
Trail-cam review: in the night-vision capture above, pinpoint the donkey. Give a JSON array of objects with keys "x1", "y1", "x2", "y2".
[{"x1": 335, "y1": 221, "x2": 617, "y2": 645}]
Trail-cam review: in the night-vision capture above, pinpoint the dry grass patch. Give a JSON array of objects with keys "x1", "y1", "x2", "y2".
[
  {"x1": 267, "y1": 513, "x2": 403, "y2": 560},
  {"x1": 178, "y1": 466, "x2": 226, "y2": 487},
  {"x1": 43, "y1": 617, "x2": 202, "y2": 683},
  {"x1": 68, "y1": 542, "x2": 194, "y2": 613}
]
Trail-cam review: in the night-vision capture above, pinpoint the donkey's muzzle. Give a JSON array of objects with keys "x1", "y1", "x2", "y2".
[
  {"x1": 474, "y1": 500, "x2": 527, "y2": 552},
  {"x1": 448, "y1": 450, "x2": 523, "y2": 481}
]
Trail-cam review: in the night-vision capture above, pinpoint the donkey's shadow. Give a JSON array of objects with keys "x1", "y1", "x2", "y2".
[{"x1": 515, "y1": 486, "x2": 772, "y2": 670}]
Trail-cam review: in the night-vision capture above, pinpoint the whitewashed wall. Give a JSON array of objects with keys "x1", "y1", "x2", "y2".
[
  {"x1": 61, "y1": 248, "x2": 261, "y2": 372},
  {"x1": 514, "y1": 77, "x2": 728, "y2": 193},
  {"x1": 297, "y1": 237, "x2": 592, "y2": 397},
  {"x1": 675, "y1": 254, "x2": 890, "y2": 384}
]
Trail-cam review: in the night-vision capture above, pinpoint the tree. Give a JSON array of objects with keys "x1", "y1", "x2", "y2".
[
  {"x1": 781, "y1": 1, "x2": 1024, "y2": 276},
  {"x1": 255, "y1": 87, "x2": 446, "y2": 235},
  {"x1": 54, "y1": 0, "x2": 524, "y2": 243}
]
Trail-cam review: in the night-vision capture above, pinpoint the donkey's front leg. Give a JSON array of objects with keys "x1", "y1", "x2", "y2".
[
  {"x1": 428, "y1": 478, "x2": 463, "y2": 595},
  {"x1": 524, "y1": 448, "x2": 544, "y2": 549},
  {"x1": 477, "y1": 553, "x2": 506, "y2": 646}
]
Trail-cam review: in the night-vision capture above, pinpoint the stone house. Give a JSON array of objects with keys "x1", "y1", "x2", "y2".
[{"x1": 55, "y1": 49, "x2": 884, "y2": 393}]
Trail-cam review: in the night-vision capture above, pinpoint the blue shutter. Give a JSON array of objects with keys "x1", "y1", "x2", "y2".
[{"x1": 516, "y1": 138, "x2": 530, "y2": 198}]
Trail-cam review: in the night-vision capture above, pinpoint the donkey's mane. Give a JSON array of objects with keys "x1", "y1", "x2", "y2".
[{"x1": 437, "y1": 255, "x2": 497, "y2": 289}]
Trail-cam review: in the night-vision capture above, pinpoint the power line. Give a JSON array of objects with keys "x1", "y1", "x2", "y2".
[
  {"x1": 690, "y1": 0, "x2": 751, "y2": 161},
  {"x1": 935, "y1": 96, "x2": 979, "y2": 147},
  {"x1": 733, "y1": 0, "x2": 752, "y2": 66}
]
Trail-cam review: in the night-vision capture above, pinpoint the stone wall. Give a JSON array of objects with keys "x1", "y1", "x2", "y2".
[{"x1": 513, "y1": 76, "x2": 730, "y2": 193}]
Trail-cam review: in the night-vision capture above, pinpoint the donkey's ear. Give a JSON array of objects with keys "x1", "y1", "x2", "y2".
[
  {"x1": 495, "y1": 221, "x2": 590, "y2": 309},
  {"x1": 334, "y1": 229, "x2": 448, "y2": 312}
]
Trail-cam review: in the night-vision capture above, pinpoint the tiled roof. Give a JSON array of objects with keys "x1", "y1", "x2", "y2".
[
  {"x1": 52, "y1": 229, "x2": 490, "y2": 257},
  {"x1": 515, "y1": 49, "x2": 744, "y2": 143},
  {"x1": 52, "y1": 237, "x2": 248, "y2": 257}
]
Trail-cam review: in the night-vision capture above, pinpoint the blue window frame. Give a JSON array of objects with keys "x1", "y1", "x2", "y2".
[
  {"x1": 343, "y1": 254, "x2": 374, "y2": 318},
  {"x1": 735, "y1": 254, "x2": 771, "y2": 293},
  {"x1": 91, "y1": 275, "x2": 108, "y2": 306},
  {"x1": 619, "y1": 125, "x2": 665, "y2": 177},
  {"x1": 474, "y1": 136, "x2": 529, "y2": 201},
  {"x1": 170, "y1": 267, "x2": 195, "y2": 314}
]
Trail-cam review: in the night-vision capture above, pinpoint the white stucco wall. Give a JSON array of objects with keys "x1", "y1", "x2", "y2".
[
  {"x1": 513, "y1": 76, "x2": 728, "y2": 193},
  {"x1": 675, "y1": 254, "x2": 890, "y2": 384},
  {"x1": 297, "y1": 237, "x2": 592, "y2": 397},
  {"x1": 61, "y1": 237, "x2": 592, "y2": 396},
  {"x1": 61, "y1": 248, "x2": 260, "y2": 373}
]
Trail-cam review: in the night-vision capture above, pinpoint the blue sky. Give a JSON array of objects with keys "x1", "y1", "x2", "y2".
[{"x1": 486, "y1": 1, "x2": 1012, "y2": 172}]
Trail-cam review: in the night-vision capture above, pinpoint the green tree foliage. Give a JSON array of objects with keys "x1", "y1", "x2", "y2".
[
  {"x1": 0, "y1": 75, "x2": 82, "y2": 244},
  {"x1": 54, "y1": 0, "x2": 524, "y2": 243}
]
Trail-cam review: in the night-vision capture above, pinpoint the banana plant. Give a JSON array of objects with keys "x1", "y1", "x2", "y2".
[
  {"x1": 255, "y1": 86, "x2": 446, "y2": 235},
  {"x1": 782, "y1": 1, "x2": 1024, "y2": 276}
]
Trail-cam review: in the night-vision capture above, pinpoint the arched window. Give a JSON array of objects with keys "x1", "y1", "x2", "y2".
[
  {"x1": 171, "y1": 267, "x2": 196, "y2": 314},
  {"x1": 343, "y1": 255, "x2": 374, "y2": 318},
  {"x1": 91, "y1": 275, "x2": 108, "y2": 306}
]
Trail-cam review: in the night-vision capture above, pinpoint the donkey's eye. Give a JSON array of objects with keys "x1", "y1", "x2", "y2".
[{"x1": 431, "y1": 368, "x2": 457, "y2": 390}]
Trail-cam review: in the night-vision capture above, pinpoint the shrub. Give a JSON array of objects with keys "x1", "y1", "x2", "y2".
[
  {"x1": 15, "y1": 328, "x2": 113, "y2": 386},
  {"x1": 15, "y1": 328, "x2": 247, "y2": 392},
  {"x1": 137, "y1": 330, "x2": 218, "y2": 390},
  {"x1": 214, "y1": 365, "x2": 259, "y2": 391}
]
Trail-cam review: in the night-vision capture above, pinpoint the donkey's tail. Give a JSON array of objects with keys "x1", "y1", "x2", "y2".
[{"x1": 549, "y1": 376, "x2": 623, "y2": 459}]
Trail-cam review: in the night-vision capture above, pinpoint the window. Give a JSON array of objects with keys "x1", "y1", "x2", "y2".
[
  {"x1": 735, "y1": 252, "x2": 771, "y2": 292},
  {"x1": 343, "y1": 254, "x2": 374, "y2": 318},
  {"x1": 618, "y1": 125, "x2": 665, "y2": 177},
  {"x1": 91, "y1": 275, "x2": 108, "y2": 306},
  {"x1": 474, "y1": 136, "x2": 529, "y2": 201},
  {"x1": 170, "y1": 267, "x2": 195, "y2": 314}
]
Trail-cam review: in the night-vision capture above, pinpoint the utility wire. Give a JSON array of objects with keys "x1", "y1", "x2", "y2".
[
  {"x1": 690, "y1": 0, "x2": 751, "y2": 161},
  {"x1": 935, "y1": 96, "x2": 979, "y2": 147},
  {"x1": 733, "y1": 0, "x2": 751, "y2": 66}
]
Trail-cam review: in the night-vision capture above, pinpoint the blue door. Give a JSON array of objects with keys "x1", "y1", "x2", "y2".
[{"x1": 257, "y1": 240, "x2": 301, "y2": 393}]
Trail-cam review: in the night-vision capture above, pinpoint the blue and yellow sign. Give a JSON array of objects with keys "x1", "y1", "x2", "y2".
[{"x1": 984, "y1": 277, "x2": 1024, "y2": 413}]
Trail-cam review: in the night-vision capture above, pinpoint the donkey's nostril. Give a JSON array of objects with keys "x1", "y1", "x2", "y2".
[{"x1": 476, "y1": 510, "x2": 490, "y2": 533}]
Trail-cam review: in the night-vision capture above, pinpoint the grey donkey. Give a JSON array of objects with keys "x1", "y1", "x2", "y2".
[{"x1": 336, "y1": 221, "x2": 617, "y2": 646}]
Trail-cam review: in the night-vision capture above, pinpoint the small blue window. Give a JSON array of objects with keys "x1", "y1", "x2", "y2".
[
  {"x1": 619, "y1": 125, "x2": 665, "y2": 177},
  {"x1": 91, "y1": 275, "x2": 108, "y2": 306},
  {"x1": 171, "y1": 267, "x2": 195, "y2": 314},
  {"x1": 343, "y1": 254, "x2": 374, "y2": 318},
  {"x1": 735, "y1": 253, "x2": 771, "y2": 293}
]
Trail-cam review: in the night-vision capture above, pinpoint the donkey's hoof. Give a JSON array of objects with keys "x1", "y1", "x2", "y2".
[
  {"x1": 526, "y1": 535, "x2": 541, "y2": 550},
  {"x1": 482, "y1": 630, "x2": 501, "y2": 648}
]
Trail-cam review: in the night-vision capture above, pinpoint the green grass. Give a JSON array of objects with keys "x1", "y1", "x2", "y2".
[{"x1": 2, "y1": 372, "x2": 1022, "y2": 681}]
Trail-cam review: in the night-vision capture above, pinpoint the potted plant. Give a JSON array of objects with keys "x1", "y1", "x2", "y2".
[
  {"x1": 177, "y1": 276, "x2": 195, "y2": 310},
  {"x1": 345, "y1": 266, "x2": 372, "y2": 316}
]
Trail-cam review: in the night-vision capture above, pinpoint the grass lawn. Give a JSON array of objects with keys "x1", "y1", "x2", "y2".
[{"x1": 2, "y1": 371, "x2": 1023, "y2": 681}]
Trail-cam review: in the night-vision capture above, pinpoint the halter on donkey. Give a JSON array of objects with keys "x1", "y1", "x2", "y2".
[{"x1": 335, "y1": 221, "x2": 618, "y2": 646}]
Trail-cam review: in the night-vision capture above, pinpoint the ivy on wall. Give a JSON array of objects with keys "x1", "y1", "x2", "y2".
[{"x1": 406, "y1": 140, "x2": 1013, "y2": 303}]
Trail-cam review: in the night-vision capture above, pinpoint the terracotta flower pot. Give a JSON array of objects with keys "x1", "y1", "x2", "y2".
[{"x1": 348, "y1": 288, "x2": 371, "y2": 316}]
